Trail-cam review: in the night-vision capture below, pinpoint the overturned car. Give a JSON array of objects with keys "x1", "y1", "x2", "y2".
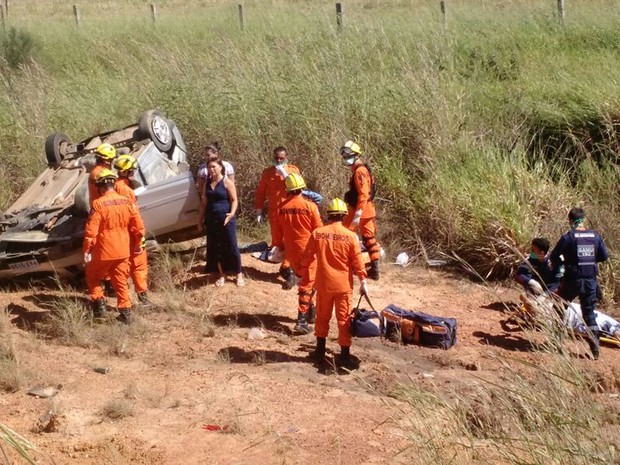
[{"x1": 0, "y1": 110, "x2": 202, "y2": 278}]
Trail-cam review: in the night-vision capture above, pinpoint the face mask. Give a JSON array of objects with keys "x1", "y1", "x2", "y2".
[
  {"x1": 529, "y1": 252, "x2": 538, "y2": 260},
  {"x1": 274, "y1": 159, "x2": 287, "y2": 166},
  {"x1": 344, "y1": 156, "x2": 356, "y2": 166}
]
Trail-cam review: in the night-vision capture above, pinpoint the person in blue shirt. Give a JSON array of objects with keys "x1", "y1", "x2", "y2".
[
  {"x1": 550, "y1": 207, "x2": 609, "y2": 360},
  {"x1": 515, "y1": 237, "x2": 563, "y2": 295}
]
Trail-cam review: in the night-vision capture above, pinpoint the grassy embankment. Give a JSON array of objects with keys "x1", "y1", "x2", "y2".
[
  {"x1": 1, "y1": 2, "x2": 620, "y2": 463},
  {"x1": 0, "y1": 1, "x2": 620, "y2": 281},
  {"x1": 0, "y1": 0, "x2": 620, "y2": 284}
]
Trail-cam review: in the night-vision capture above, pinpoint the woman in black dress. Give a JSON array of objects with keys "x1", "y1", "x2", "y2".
[{"x1": 198, "y1": 160, "x2": 244, "y2": 287}]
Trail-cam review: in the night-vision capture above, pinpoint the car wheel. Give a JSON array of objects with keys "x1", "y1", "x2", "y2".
[
  {"x1": 137, "y1": 110, "x2": 173, "y2": 152},
  {"x1": 44, "y1": 132, "x2": 72, "y2": 167}
]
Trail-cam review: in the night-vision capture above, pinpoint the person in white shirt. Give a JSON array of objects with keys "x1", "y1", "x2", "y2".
[{"x1": 196, "y1": 143, "x2": 235, "y2": 200}]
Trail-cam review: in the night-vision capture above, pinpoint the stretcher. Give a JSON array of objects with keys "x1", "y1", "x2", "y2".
[
  {"x1": 518, "y1": 293, "x2": 620, "y2": 349},
  {"x1": 600, "y1": 336, "x2": 620, "y2": 348}
]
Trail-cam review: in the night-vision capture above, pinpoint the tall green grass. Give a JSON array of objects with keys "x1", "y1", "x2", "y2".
[{"x1": 1, "y1": 1, "x2": 620, "y2": 291}]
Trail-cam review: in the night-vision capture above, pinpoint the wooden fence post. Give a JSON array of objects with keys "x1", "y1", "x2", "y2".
[
  {"x1": 238, "y1": 4, "x2": 244, "y2": 30},
  {"x1": 336, "y1": 2, "x2": 344, "y2": 30},
  {"x1": 557, "y1": 0, "x2": 565, "y2": 24},
  {"x1": 150, "y1": 4, "x2": 157, "y2": 22},
  {"x1": 440, "y1": 1, "x2": 446, "y2": 29},
  {"x1": 73, "y1": 5, "x2": 81, "y2": 27}
]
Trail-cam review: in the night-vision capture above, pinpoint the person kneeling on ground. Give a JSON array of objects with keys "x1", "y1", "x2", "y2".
[
  {"x1": 298, "y1": 198, "x2": 368, "y2": 366},
  {"x1": 514, "y1": 237, "x2": 563, "y2": 295}
]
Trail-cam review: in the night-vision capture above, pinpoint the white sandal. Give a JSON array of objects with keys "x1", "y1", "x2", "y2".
[{"x1": 215, "y1": 276, "x2": 225, "y2": 287}]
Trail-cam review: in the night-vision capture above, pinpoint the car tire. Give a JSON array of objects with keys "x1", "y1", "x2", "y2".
[
  {"x1": 137, "y1": 110, "x2": 173, "y2": 152},
  {"x1": 44, "y1": 132, "x2": 72, "y2": 167}
]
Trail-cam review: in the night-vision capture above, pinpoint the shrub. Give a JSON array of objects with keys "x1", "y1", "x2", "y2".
[{"x1": 2, "y1": 27, "x2": 34, "y2": 70}]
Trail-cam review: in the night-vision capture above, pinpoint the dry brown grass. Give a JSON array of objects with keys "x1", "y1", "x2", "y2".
[
  {"x1": 0, "y1": 309, "x2": 24, "y2": 393},
  {"x1": 100, "y1": 399, "x2": 134, "y2": 421},
  {"x1": 35, "y1": 293, "x2": 92, "y2": 348},
  {"x1": 392, "y1": 347, "x2": 618, "y2": 464}
]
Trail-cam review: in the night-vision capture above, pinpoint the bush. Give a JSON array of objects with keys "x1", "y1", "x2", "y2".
[{"x1": 2, "y1": 27, "x2": 34, "y2": 70}]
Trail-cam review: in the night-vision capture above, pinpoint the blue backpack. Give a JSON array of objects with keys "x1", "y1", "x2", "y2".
[{"x1": 350, "y1": 295, "x2": 384, "y2": 338}]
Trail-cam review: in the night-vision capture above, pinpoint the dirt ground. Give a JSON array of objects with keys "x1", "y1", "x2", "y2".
[{"x1": 1, "y1": 253, "x2": 620, "y2": 464}]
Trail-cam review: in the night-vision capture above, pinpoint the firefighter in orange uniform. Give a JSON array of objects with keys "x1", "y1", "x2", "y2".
[
  {"x1": 299, "y1": 198, "x2": 368, "y2": 365},
  {"x1": 113, "y1": 155, "x2": 152, "y2": 307},
  {"x1": 89, "y1": 143, "x2": 117, "y2": 207},
  {"x1": 274, "y1": 174, "x2": 323, "y2": 334},
  {"x1": 83, "y1": 169, "x2": 145, "y2": 324},
  {"x1": 340, "y1": 140, "x2": 381, "y2": 281},
  {"x1": 254, "y1": 146, "x2": 301, "y2": 289}
]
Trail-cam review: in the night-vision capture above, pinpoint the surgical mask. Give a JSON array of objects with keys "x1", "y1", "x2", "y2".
[
  {"x1": 344, "y1": 156, "x2": 356, "y2": 166},
  {"x1": 273, "y1": 159, "x2": 287, "y2": 166},
  {"x1": 529, "y1": 252, "x2": 538, "y2": 260}
]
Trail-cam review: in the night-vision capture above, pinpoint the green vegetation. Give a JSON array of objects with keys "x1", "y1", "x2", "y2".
[{"x1": 1, "y1": 0, "x2": 620, "y2": 292}]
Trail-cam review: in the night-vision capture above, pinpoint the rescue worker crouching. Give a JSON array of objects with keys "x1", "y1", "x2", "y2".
[
  {"x1": 299, "y1": 198, "x2": 368, "y2": 366},
  {"x1": 83, "y1": 169, "x2": 145, "y2": 325},
  {"x1": 274, "y1": 173, "x2": 323, "y2": 334},
  {"x1": 113, "y1": 154, "x2": 153, "y2": 308},
  {"x1": 340, "y1": 140, "x2": 381, "y2": 281},
  {"x1": 550, "y1": 207, "x2": 609, "y2": 360},
  {"x1": 514, "y1": 237, "x2": 563, "y2": 295},
  {"x1": 254, "y1": 146, "x2": 301, "y2": 289}
]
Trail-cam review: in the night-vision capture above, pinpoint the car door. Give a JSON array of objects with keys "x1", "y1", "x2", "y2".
[{"x1": 136, "y1": 170, "x2": 202, "y2": 242}]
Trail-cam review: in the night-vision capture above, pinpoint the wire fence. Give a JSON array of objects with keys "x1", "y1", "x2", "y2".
[{"x1": 0, "y1": 1, "x2": 584, "y2": 29}]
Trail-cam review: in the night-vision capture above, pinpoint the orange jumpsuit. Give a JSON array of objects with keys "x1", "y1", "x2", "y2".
[
  {"x1": 115, "y1": 178, "x2": 148, "y2": 294},
  {"x1": 83, "y1": 189, "x2": 144, "y2": 309},
  {"x1": 343, "y1": 163, "x2": 381, "y2": 263},
  {"x1": 254, "y1": 164, "x2": 300, "y2": 269},
  {"x1": 299, "y1": 221, "x2": 367, "y2": 347},
  {"x1": 89, "y1": 164, "x2": 107, "y2": 207},
  {"x1": 274, "y1": 194, "x2": 323, "y2": 314}
]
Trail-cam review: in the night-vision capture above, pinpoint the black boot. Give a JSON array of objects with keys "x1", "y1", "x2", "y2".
[
  {"x1": 307, "y1": 303, "x2": 316, "y2": 324},
  {"x1": 118, "y1": 308, "x2": 133, "y2": 325},
  {"x1": 314, "y1": 337, "x2": 326, "y2": 362},
  {"x1": 103, "y1": 280, "x2": 117, "y2": 297},
  {"x1": 336, "y1": 346, "x2": 357, "y2": 369},
  {"x1": 294, "y1": 312, "x2": 311, "y2": 334},
  {"x1": 282, "y1": 268, "x2": 298, "y2": 290},
  {"x1": 137, "y1": 292, "x2": 153, "y2": 308},
  {"x1": 368, "y1": 260, "x2": 380, "y2": 281},
  {"x1": 587, "y1": 326, "x2": 600, "y2": 360},
  {"x1": 91, "y1": 298, "x2": 106, "y2": 319}
]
